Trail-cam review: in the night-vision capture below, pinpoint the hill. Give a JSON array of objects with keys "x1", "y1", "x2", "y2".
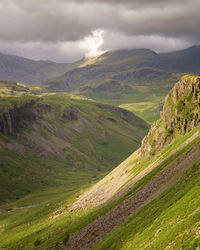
[
  {"x1": 0, "y1": 52, "x2": 81, "y2": 85},
  {"x1": 0, "y1": 75, "x2": 198, "y2": 249},
  {"x1": 40, "y1": 46, "x2": 200, "y2": 92},
  {"x1": 39, "y1": 46, "x2": 200, "y2": 124},
  {"x1": 0, "y1": 81, "x2": 149, "y2": 203}
]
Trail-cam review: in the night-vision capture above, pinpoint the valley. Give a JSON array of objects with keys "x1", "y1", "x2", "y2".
[
  {"x1": 0, "y1": 47, "x2": 200, "y2": 250},
  {"x1": 0, "y1": 75, "x2": 200, "y2": 249}
]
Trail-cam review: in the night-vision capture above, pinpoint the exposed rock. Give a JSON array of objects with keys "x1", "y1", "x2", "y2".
[
  {"x1": 0, "y1": 109, "x2": 17, "y2": 135},
  {"x1": 0, "y1": 101, "x2": 36, "y2": 136},
  {"x1": 139, "y1": 75, "x2": 200, "y2": 158}
]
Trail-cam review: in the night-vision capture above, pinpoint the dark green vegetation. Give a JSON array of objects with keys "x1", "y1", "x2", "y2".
[
  {"x1": 0, "y1": 81, "x2": 149, "y2": 203},
  {"x1": 0, "y1": 51, "x2": 82, "y2": 85}
]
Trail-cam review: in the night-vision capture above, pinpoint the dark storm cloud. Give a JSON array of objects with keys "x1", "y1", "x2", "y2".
[
  {"x1": 0, "y1": 0, "x2": 199, "y2": 62},
  {"x1": 0, "y1": 0, "x2": 199, "y2": 42}
]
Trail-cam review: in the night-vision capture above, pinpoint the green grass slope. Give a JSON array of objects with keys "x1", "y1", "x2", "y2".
[
  {"x1": 0, "y1": 82, "x2": 149, "y2": 203},
  {"x1": 119, "y1": 102, "x2": 162, "y2": 124}
]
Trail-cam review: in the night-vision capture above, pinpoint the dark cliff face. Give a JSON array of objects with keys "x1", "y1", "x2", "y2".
[
  {"x1": 0, "y1": 109, "x2": 18, "y2": 135},
  {"x1": 139, "y1": 75, "x2": 200, "y2": 157},
  {"x1": 0, "y1": 101, "x2": 36, "y2": 136}
]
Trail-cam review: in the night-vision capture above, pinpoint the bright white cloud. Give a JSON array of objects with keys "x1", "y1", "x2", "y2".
[{"x1": 79, "y1": 30, "x2": 105, "y2": 58}]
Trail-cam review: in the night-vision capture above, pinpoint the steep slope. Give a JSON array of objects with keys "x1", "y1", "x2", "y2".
[
  {"x1": 62, "y1": 75, "x2": 200, "y2": 249},
  {"x1": 0, "y1": 52, "x2": 81, "y2": 85},
  {"x1": 0, "y1": 83, "x2": 149, "y2": 203}
]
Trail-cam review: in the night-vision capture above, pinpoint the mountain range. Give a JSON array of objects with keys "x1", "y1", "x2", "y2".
[{"x1": 1, "y1": 46, "x2": 200, "y2": 124}]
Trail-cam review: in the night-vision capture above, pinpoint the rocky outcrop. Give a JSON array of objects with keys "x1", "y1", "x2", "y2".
[
  {"x1": 62, "y1": 106, "x2": 79, "y2": 121},
  {"x1": 0, "y1": 109, "x2": 17, "y2": 135},
  {"x1": 139, "y1": 75, "x2": 200, "y2": 157},
  {"x1": 0, "y1": 101, "x2": 36, "y2": 136}
]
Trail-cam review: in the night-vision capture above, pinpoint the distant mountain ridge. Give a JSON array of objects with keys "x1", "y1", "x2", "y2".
[
  {"x1": 0, "y1": 46, "x2": 200, "y2": 89},
  {"x1": 41, "y1": 45, "x2": 200, "y2": 92},
  {"x1": 0, "y1": 52, "x2": 82, "y2": 85}
]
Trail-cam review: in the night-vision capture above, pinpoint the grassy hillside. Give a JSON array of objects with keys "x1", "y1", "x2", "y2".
[
  {"x1": 0, "y1": 75, "x2": 200, "y2": 249},
  {"x1": 0, "y1": 81, "x2": 149, "y2": 203}
]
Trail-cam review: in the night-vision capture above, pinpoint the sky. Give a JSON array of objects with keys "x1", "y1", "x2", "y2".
[{"x1": 0, "y1": 0, "x2": 199, "y2": 62}]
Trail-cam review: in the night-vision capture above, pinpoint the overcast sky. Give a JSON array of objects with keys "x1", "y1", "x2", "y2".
[{"x1": 0, "y1": 0, "x2": 199, "y2": 62}]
